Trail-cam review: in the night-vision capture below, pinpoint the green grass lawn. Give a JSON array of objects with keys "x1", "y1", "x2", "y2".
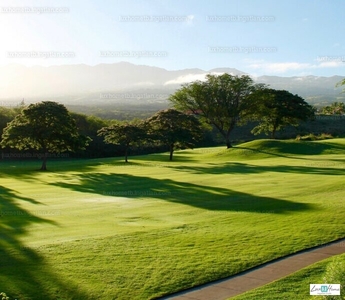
[
  {"x1": 231, "y1": 252, "x2": 345, "y2": 300},
  {"x1": 1, "y1": 138, "x2": 345, "y2": 299}
]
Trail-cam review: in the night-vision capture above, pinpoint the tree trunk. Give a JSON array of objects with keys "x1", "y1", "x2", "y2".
[
  {"x1": 169, "y1": 144, "x2": 174, "y2": 161},
  {"x1": 226, "y1": 136, "x2": 232, "y2": 148},
  {"x1": 271, "y1": 127, "x2": 277, "y2": 139},
  {"x1": 213, "y1": 123, "x2": 234, "y2": 149},
  {"x1": 40, "y1": 152, "x2": 48, "y2": 171},
  {"x1": 125, "y1": 144, "x2": 129, "y2": 163},
  {"x1": 225, "y1": 125, "x2": 235, "y2": 149},
  {"x1": 271, "y1": 120, "x2": 279, "y2": 139}
]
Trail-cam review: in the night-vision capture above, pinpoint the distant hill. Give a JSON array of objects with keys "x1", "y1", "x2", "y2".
[
  {"x1": 0, "y1": 62, "x2": 343, "y2": 107},
  {"x1": 257, "y1": 75, "x2": 345, "y2": 106}
]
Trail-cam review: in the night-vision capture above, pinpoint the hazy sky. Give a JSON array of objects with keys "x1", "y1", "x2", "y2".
[{"x1": 0, "y1": 0, "x2": 344, "y2": 76}]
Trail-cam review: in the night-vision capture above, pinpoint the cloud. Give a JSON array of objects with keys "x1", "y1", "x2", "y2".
[
  {"x1": 246, "y1": 60, "x2": 344, "y2": 74},
  {"x1": 249, "y1": 62, "x2": 310, "y2": 73},
  {"x1": 318, "y1": 60, "x2": 345, "y2": 67},
  {"x1": 164, "y1": 73, "x2": 207, "y2": 85},
  {"x1": 164, "y1": 72, "x2": 225, "y2": 85}
]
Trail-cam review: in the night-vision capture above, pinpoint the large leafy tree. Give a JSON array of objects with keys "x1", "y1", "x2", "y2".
[
  {"x1": 249, "y1": 89, "x2": 315, "y2": 139},
  {"x1": 98, "y1": 122, "x2": 146, "y2": 162},
  {"x1": 145, "y1": 109, "x2": 203, "y2": 161},
  {"x1": 169, "y1": 73, "x2": 262, "y2": 148},
  {"x1": 0, "y1": 101, "x2": 90, "y2": 170}
]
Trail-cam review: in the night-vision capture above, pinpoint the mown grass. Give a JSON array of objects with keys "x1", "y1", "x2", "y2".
[
  {"x1": 0, "y1": 139, "x2": 345, "y2": 299},
  {"x1": 232, "y1": 253, "x2": 345, "y2": 300}
]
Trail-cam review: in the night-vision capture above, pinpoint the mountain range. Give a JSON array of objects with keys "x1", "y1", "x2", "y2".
[{"x1": 0, "y1": 62, "x2": 344, "y2": 107}]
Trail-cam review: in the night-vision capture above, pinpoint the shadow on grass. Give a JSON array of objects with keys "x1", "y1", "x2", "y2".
[
  {"x1": 0, "y1": 158, "x2": 105, "y2": 179},
  {"x1": 126, "y1": 151, "x2": 199, "y2": 164},
  {"x1": 0, "y1": 186, "x2": 88, "y2": 299},
  {"x1": 167, "y1": 161, "x2": 345, "y2": 176},
  {"x1": 0, "y1": 150, "x2": 196, "y2": 179},
  {"x1": 50, "y1": 173, "x2": 316, "y2": 214}
]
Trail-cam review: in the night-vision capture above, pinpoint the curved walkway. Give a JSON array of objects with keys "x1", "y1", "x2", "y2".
[{"x1": 159, "y1": 238, "x2": 345, "y2": 300}]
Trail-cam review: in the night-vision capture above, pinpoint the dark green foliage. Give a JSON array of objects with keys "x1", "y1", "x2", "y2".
[
  {"x1": 249, "y1": 89, "x2": 315, "y2": 139},
  {"x1": 0, "y1": 101, "x2": 90, "y2": 170},
  {"x1": 145, "y1": 108, "x2": 203, "y2": 160},
  {"x1": 169, "y1": 73, "x2": 263, "y2": 148},
  {"x1": 0, "y1": 95, "x2": 341, "y2": 162},
  {"x1": 71, "y1": 112, "x2": 118, "y2": 158},
  {"x1": 98, "y1": 122, "x2": 146, "y2": 162},
  {"x1": 0, "y1": 107, "x2": 18, "y2": 136}
]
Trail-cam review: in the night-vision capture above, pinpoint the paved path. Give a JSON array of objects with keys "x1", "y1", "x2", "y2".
[{"x1": 159, "y1": 238, "x2": 345, "y2": 300}]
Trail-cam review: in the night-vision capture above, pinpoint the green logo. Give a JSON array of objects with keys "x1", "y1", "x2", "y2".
[{"x1": 321, "y1": 286, "x2": 328, "y2": 293}]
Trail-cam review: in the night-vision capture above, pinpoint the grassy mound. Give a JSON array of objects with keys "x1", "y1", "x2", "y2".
[{"x1": 205, "y1": 138, "x2": 345, "y2": 160}]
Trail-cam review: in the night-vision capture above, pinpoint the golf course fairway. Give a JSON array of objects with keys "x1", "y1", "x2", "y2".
[{"x1": 1, "y1": 138, "x2": 345, "y2": 299}]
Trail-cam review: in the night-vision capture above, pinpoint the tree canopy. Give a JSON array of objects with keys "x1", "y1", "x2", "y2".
[
  {"x1": 169, "y1": 73, "x2": 262, "y2": 148},
  {"x1": 97, "y1": 122, "x2": 146, "y2": 162},
  {"x1": 145, "y1": 109, "x2": 203, "y2": 161},
  {"x1": 248, "y1": 89, "x2": 315, "y2": 138},
  {"x1": 0, "y1": 101, "x2": 90, "y2": 170}
]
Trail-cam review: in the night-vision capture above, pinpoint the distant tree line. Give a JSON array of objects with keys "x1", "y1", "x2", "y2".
[
  {"x1": 0, "y1": 73, "x2": 344, "y2": 169},
  {"x1": 320, "y1": 102, "x2": 345, "y2": 115},
  {"x1": 169, "y1": 74, "x2": 315, "y2": 145}
]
